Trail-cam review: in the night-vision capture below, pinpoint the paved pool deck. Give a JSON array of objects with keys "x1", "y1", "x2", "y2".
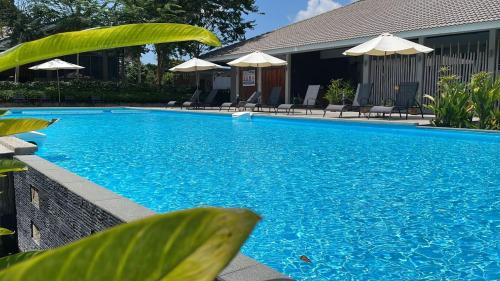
[{"x1": 138, "y1": 106, "x2": 434, "y2": 126}]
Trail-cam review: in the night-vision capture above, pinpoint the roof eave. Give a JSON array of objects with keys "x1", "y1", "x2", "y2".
[{"x1": 206, "y1": 20, "x2": 500, "y2": 62}]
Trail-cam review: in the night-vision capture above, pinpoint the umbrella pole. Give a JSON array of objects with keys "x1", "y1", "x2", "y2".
[
  {"x1": 57, "y1": 69, "x2": 61, "y2": 104},
  {"x1": 196, "y1": 71, "x2": 200, "y2": 103}
]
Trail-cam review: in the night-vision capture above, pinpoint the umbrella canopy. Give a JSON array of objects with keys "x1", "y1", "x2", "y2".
[
  {"x1": 29, "y1": 59, "x2": 85, "y2": 70},
  {"x1": 29, "y1": 59, "x2": 84, "y2": 104},
  {"x1": 169, "y1": 58, "x2": 227, "y2": 72},
  {"x1": 170, "y1": 58, "x2": 228, "y2": 93},
  {"x1": 343, "y1": 33, "x2": 433, "y2": 56},
  {"x1": 227, "y1": 51, "x2": 287, "y2": 67}
]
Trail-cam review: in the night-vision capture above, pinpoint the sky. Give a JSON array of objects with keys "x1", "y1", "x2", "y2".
[{"x1": 141, "y1": 0, "x2": 355, "y2": 64}]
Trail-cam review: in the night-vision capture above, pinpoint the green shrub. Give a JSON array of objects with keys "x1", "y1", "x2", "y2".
[
  {"x1": 425, "y1": 68, "x2": 473, "y2": 128},
  {"x1": 469, "y1": 72, "x2": 500, "y2": 129},
  {"x1": 0, "y1": 81, "x2": 195, "y2": 103},
  {"x1": 324, "y1": 79, "x2": 355, "y2": 105}
]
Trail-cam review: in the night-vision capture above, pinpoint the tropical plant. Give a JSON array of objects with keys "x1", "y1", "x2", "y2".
[
  {"x1": 0, "y1": 23, "x2": 221, "y2": 73},
  {"x1": 0, "y1": 207, "x2": 259, "y2": 281},
  {"x1": 425, "y1": 68, "x2": 473, "y2": 128},
  {"x1": 0, "y1": 229, "x2": 13, "y2": 237},
  {"x1": 469, "y1": 72, "x2": 500, "y2": 130},
  {"x1": 324, "y1": 79, "x2": 355, "y2": 105}
]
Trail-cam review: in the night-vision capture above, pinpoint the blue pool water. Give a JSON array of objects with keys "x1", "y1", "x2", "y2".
[{"x1": 11, "y1": 108, "x2": 500, "y2": 280}]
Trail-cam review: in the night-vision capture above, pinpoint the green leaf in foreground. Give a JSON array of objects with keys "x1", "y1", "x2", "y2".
[
  {"x1": 0, "y1": 207, "x2": 260, "y2": 281},
  {"x1": 0, "y1": 23, "x2": 221, "y2": 72},
  {"x1": 0, "y1": 160, "x2": 27, "y2": 176},
  {"x1": 0, "y1": 228, "x2": 14, "y2": 237},
  {"x1": 0, "y1": 252, "x2": 42, "y2": 271},
  {"x1": 0, "y1": 119, "x2": 52, "y2": 136}
]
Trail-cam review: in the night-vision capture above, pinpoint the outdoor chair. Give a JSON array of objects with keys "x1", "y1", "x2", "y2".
[
  {"x1": 276, "y1": 85, "x2": 320, "y2": 115},
  {"x1": 241, "y1": 91, "x2": 262, "y2": 111},
  {"x1": 323, "y1": 83, "x2": 373, "y2": 117},
  {"x1": 91, "y1": 95, "x2": 104, "y2": 104},
  {"x1": 219, "y1": 96, "x2": 240, "y2": 111},
  {"x1": 261, "y1": 86, "x2": 282, "y2": 113},
  {"x1": 368, "y1": 82, "x2": 423, "y2": 119},
  {"x1": 181, "y1": 89, "x2": 202, "y2": 109},
  {"x1": 12, "y1": 94, "x2": 27, "y2": 103},
  {"x1": 201, "y1": 89, "x2": 219, "y2": 109}
]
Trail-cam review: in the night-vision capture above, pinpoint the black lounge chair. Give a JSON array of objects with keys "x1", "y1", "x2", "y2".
[
  {"x1": 262, "y1": 86, "x2": 282, "y2": 113},
  {"x1": 219, "y1": 96, "x2": 239, "y2": 111},
  {"x1": 276, "y1": 85, "x2": 320, "y2": 115},
  {"x1": 91, "y1": 95, "x2": 104, "y2": 104},
  {"x1": 201, "y1": 89, "x2": 219, "y2": 109},
  {"x1": 241, "y1": 91, "x2": 262, "y2": 111},
  {"x1": 323, "y1": 83, "x2": 373, "y2": 117},
  {"x1": 368, "y1": 82, "x2": 423, "y2": 119},
  {"x1": 181, "y1": 89, "x2": 202, "y2": 109},
  {"x1": 12, "y1": 94, "x2": 27, "y2": 103}
]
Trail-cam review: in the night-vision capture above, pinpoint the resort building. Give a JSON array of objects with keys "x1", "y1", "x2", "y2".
[{"x1": 203, "y1": 0, "x2": 500, "y2": 106}]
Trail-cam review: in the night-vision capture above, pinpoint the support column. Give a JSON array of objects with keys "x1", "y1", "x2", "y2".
[
  {"x1": 416, "y1": 37, "x2": 426, "y2": 97},
  {"x1": 488, "y1": 29, "x2": 497, "y2": 75},
  {"x1": 362, "y1": 55, "x2": 369, "y2": 84},
  {"x1": 285, "y1": 54, "x2": 291, "y2": 103}
]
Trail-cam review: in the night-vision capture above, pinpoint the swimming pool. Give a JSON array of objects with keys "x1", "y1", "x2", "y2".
[{"x1": 11, "y1": 108, "x2": 500, "y2": 280}]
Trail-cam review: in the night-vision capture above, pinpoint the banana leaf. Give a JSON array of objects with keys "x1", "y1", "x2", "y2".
[
  {"x1": 0, "y1": 119, "x2": 53, "y2": 136},
  {"x1": 0, "y1": 252, "x2": 41, "y2": 270},
  {"x1": 0, "y1": 23, "x2": 221, "y2": 72},
  {"x1": 0, "y1": 207, "x2": 260, "y2": 281},
  {"x1": 0, "y1": 228, "x2": 14, "y2": 237},
  {"x1": 0, "y1": 160, "x2": 27, "y2": 176}
]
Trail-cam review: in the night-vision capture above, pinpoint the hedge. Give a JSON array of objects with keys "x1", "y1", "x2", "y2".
[{"x1": 0, "y1": 81, "x2": 195, "y2": 103}]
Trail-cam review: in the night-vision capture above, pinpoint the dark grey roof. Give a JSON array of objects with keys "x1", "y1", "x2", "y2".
[{"x1": 204, "y1": 0, "x2": 500, "y2": 59}]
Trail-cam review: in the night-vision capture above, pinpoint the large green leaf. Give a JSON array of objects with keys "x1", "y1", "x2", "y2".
[
  {"x1": 0, "y1": 228, "x2": 14, "y2": 237},
  {"x1": 0, "y1": 207, "x2": 259, "y2": 281},
  {"x1": 0, "y1": 118, "x2": 53, "y2": 136},
  {"x1": 0, "y1": 23, "x2": 221, "y2": 72},
  {"x1": 0, "y1": 160, "x2": 27, "y2": 176},
  {"x1": 0, "y1": 252, "x2": 42, "y2": 271}
]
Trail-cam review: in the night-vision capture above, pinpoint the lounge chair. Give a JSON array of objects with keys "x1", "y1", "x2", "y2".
[
  {"x1": 276, "y1": 85, "x2": 320, "y2": 115},
  {"x1": 323, "y1": 83, "x2": 373, "y2": 117},
  {"x1": 12, "y1": 94, "x2": 27, "y2": 103},
  {"x1": 219, "y1": 96, "x2": 239, "y2": 111},
  {"x1": 201, "y1": 89, "x2": 219, "y2": 109},
  {"x1": 368, "y1": 82, "x2": 423, "y2": 119},
  {"x1": 241, "y1": 91, "x2": 262, "y2": 111},
  {"x1": 181, "y1": 89, "x2": 202, "y2": 109},
  {"x1": 261, "y1": 87, "x2": 282, "y2": 113},
  {"x1": 91, "y1": 95, "x2": 104, "y2": 104}
]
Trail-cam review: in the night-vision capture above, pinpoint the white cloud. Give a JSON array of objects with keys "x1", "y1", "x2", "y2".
[{"x1": 295, "y1": 0, "x2": 343, "y2": 22}]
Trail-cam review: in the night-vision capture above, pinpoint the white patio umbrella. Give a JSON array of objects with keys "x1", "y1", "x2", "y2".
[
  {"x1": 29, "y1": 59, "x2": 84, "y2": 103},
  {"x1": 343, "y1": 33, "x2": 433, "y2": 101},
  {"x1": 169, "y1": 58, "x2": 228, "y2": 91},
  {"x1": 343, "y1": 33, "x2": 434, "y2": 56},
  {"x1": 227, "y1": 51, "x2": 287, "y2": 95}
]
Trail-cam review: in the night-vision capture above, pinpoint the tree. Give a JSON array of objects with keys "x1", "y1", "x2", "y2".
[
  {"x1": 177, "y1": 0, "x2": 259, "y2": 57},
  {"x1": 115, "y1": 0, "x2": 184, "y2": 87}
]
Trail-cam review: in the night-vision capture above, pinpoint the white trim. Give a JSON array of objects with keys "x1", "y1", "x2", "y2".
[{"x1": 207, "y1": 20, "x2": 500, "y2": 62}]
